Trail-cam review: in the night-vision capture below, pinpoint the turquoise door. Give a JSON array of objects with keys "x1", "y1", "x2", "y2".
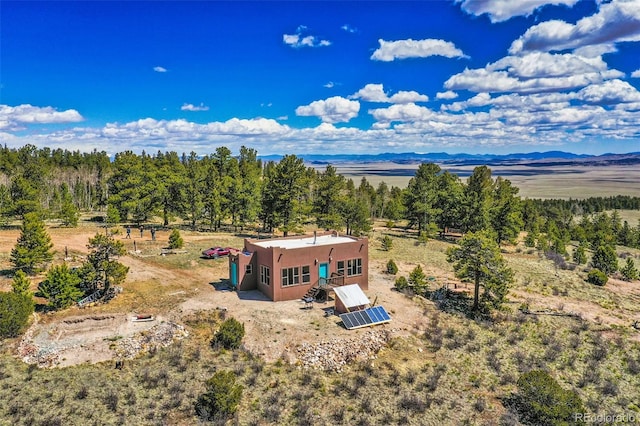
[
  {"x1": 319, "y1": 263, "x2": 329, "y2": 284},
  {"x1": 231, "y1": 262, "x2": 238, "y2": 288}
]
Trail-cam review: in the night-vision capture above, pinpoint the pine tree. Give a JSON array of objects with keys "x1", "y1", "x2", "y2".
[
  {"x1": 404, "y1": 163, "x2": 441, "y2": 233},
  {"x1": 447, "y1": 230, "x2": 514, "y2": 312},
  {"x1": 38, "y1": 264, "x2": 83, "y2": 310},
  {"x1": 491, "y1": 177, "x2": 523, "y2": 246},
  {"x1": 591, "y1": 245, "x2": 618, "y2": 276},
  {"x1": 77, "y1": 233, "x2": 129, "y2": 295},
  {"x1": 58, "y1": 183, "x2": 79, "y2": 227},
  {"x1": 572, "y1": 242, "x2": 587, "y2": 265},
  {"x1": 10, "y1": 212, "x2": 54, "y2": 274},
  {"x1": 168, "y1": 228, "x2": 184, "y2": 249},
  {"x1": 621, "y1": 257, "x2": 639, "y2": 282},
  {"x1": 12, "y1": 270, "x2": 32, "y2": 296},
  {"x1": 408, "y1": 264, "x2": 428, "y2": 295}
]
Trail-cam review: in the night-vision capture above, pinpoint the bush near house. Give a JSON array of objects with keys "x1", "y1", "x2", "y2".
[{"x1": 212, "y1": 318, "x2": 245, "y2": 350}]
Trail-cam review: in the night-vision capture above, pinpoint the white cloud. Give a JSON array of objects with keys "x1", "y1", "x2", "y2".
[
  {"x1": 509, "y1": 0, "x2": 640, "y2": 54},
  {"x1": 283, "y1": 26, "x2": 331, "y2": 48},
  {"x1": 436, "y1": 91, "x2": 458, "y2": 100},
  {"x1": 181, "y1": 103, "x2": 210, "y2": 112},
  {"x1": 389, "y1": 91, "x2": 429, "y2": 104},
  {"x1": 349, "y1": 83, "x2": 428, "y2": 104},
  {"x1": 341, "y1": 24, "x2": 357, "y2": 33},
  {"x1": 324, "y1": 81, "x2": 335, "y2": 88},
  {"x1": 457, "y1": 0, "x2": 580, "y2": 23},
  {"x1": 577, "y1": 79, "x2": 640, "y2": 105},
  {"x1": 295, "y1": 96, "x2": 360, "y2": 123},
  {"x1": 445, "y1": 52, "x2": 623, "y2": 94},
  {"x1": 0, "y1": 104, "x2": 84, "y2": 131},
  {"x1": 350, "y1": 84, "x2": 389, "y2": 102},
  {"x1": 153, "y1": 66, "x2": 168, "y2": 73},
  {"x1": 632, "y1": 69, "x2": 640, "y2": 78},
  {"x1": 371, "y1": 38, "x2": 468, "y2": 61}
]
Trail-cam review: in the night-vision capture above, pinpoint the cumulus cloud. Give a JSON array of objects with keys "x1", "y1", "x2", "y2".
[
  {"x1": 371, "y1": 38, "x2": 467, "y2": 61},
  {"x1": 632, "y1": 69, "x2": 640, "y2": 78},
  {"x1": 445, "y1": 52, "x2": 623, "y2": 94},
  {"x1": 349, "y1": 84, "x2": 428, "y2": 104},
  {"x1": 153, "y1": 66, "x2": 168, "y2": 72},
  {"x1": 457, "y1": 0, "x2": 580, "y2": 23},
  {"x1": 509, "y1": 0, "x2": 640, "y2": 54},
  {"x1": 181, "y1": 103, "x2": 210, "y2": 112},
  {"x1": 436, "y1": 91, "x2": 458, "y2": 100},
  {"x1": 295, "y1": 96, "x2": 360, "y2": 123},
  {"x1": 283, "y1": 26, "x2": 331, "y2": 48},
  {"x1": 0, "y1": 104, "x2": 84, "y2": 131}
]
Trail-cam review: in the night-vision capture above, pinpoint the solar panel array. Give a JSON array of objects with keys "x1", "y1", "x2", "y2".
[{"x1": 340, "y1": 305, "x2": 391, "y2": 330}]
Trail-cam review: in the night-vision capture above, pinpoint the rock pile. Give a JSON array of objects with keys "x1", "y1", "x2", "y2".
[
  {"x1": 295, "y1": 329, "x2": 391, "y2": 372},
  {"x1": 114, "y1": 321, "x2": 189, "y2": 359}
]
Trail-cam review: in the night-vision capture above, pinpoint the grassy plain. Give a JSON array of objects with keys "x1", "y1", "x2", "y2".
[
  {"x1": 328, "y1": 162, "x2": 640, "y2": 199},
  {"x1": 1, "y1": 219, "x2": 640, "y2": 424}
]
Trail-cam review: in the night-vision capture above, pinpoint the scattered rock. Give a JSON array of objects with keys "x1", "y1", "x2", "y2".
[{"x1": 295, "y1": 329, "x2": 391, "y2": 372}]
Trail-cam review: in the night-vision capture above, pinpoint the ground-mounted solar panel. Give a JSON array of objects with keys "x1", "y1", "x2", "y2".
[{"x1": 340, "y1": 305, "x2": 392, "y2": 330}]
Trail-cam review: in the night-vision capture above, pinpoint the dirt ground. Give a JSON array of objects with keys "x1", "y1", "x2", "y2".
[
  {"x1": 1, "y1": 226, "x2": 427, "y2": 367},
  {"x1": 3, "y1": 225, "x2": 639, "y2": 367}
]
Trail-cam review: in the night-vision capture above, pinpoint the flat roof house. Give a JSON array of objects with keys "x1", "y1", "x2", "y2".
[{"x1": 229, "y1": 231, "x2": 368, "y2": 302}]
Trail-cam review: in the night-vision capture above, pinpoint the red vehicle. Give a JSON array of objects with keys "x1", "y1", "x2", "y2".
[{"x1": 201, "y1": 246, "x2": 231, "y2": 259}]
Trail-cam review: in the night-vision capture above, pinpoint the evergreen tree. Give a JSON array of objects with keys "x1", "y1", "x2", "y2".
[
  {"x1": 408, "y1": 264, "x2": 428, "y2": 295},
  {"x1": 313, "y1": 165, "x2": 346, "y2": 230},
  {"x1": 78, "y1": 233, "x2": 129, "y2": 295},
  {"x1": 195, "y1": 371, "x2": 243, "y2": 422},
  {"x1": 262, "y1": 155, "x2": 309, "y2": 236},
  {"x1": 491, "y1": 177, "x2": 523, "y2": 246},
  {"x1": 435, "y1": 171, "x2": 465, "y2": 232},
  {"x1": 0, "y1": 291, "x2": 34, "y2": 338},
  {"x1": 154, "y1": 151, "x2": 186, "y2": 226},
  {"x1": 572, "y1": 242, "x2": 587, "y2": 265},
  {"x1": 621, "y1": 257, "x2": 639, "y2": 282},
  {"x1": 463, "y1": 166, "x2": 493, "y2": 232},
  {"x1": 168, "y1": 228, "x2": 184, "y2": 249},
  {"x1": 591, "y1": 245, "x2": 618, "y2": 276},
  {"x1": 404, "y1": 163, "x2": 441, "y2": 233},
  {"x1": 10, "y1": 212, "x2": 54, "y2": 274},
  {"x1": 58, "y1": 183, "x2": 79, "y2": 227},
  {"x1": 447, "y1": 230, "x2": 514, "y2": 312},
  {"x1": 618, "y1": 220, "x2": 634, "y2": 247},
  {"x1": 38, "y1": 264, "x2": 83, "y2": 309},
  {"x1": 12, "y1": 270, "x2": 32, "y2": 296},
  {"x1": 236, "y1": 146, "x2": 262, "y2": 230},
  {"x1": 183, "y1": 152, "x2": 205, "y2": 229}
]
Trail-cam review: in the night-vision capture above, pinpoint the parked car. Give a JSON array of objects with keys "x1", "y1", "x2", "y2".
[{"x1": 201, "y1": 247, "x2": 231, "y2": 258}]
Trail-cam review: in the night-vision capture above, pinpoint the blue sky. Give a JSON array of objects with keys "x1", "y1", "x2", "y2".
[{"x1": 1, "y1": 0, "x2": 640, "y2": 156}]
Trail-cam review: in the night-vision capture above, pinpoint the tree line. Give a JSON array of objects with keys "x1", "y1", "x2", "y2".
[{"x1": 2, "y1": 144, "x2": 640, "y2": 246}]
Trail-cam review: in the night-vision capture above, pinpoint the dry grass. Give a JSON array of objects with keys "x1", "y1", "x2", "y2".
[{"x1": 2, "y1": 220, "x2": 640, "y2": 424}]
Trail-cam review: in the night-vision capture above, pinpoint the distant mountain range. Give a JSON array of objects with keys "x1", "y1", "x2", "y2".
[{"x1": 260, "y1": 151, "x2": 640, "y2": 167}]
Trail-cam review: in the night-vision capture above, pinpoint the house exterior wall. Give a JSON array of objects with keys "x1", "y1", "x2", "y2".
[
  {"x1": 231, "y1": 232, "x2": 368, "y2": 302},
  {"x1": 229, "y1": 252, "x2": 257, "y2": 291}
]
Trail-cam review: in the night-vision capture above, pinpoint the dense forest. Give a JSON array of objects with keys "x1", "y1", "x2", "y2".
[{"x1": 2, "y1": 144, "x2": 640, "y2": 250}]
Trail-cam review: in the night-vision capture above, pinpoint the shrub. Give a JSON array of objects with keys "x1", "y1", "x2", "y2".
[
  {"x1": 0, "y1": 291, "x2": 34, "y2": 338},
  {"x1": 587, "y1": 269, "x2": 608, "y2": 286},
  {"x1": 394, "y1": 276, "x2": 408, "y2": 291},
  {"x1": 213, "y1": 318, "x2": 245, "y2": 349},
  {"x1": 621, "y1": 257, "x2": 639, "y2": 281},
  {"x1": 12, "y1": 270, "x2": 32, "y2": 296},
  {"x1": 408, "y1": 264, "x2": 428, "y2": 294},
  {"x1": 509, "y1": 370, "x2": 584, "y2": 426},
  {"x1": 386, "y1": 259, "x2": 398, "y2": 275},
  {"x1": 168, "y1": 228, "x2": 184, "y2": 249},
  {"x1": 381, "y1": 235, "x2": 393, "y2": 251},
  {"x1": 195, "y1": 370, "x2": 243, "y2": 421},
  {"x1": 37, "y1": 264, "x2": 83, "y2": 310}
]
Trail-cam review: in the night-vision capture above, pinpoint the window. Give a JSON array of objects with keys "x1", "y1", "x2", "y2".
[
  {"x1": 245, "y1": 264, "x2": 253, "y2": 275},
  {"x1": 260, "y1": 265, "x2": 270, "y2": 286},
  {"x1": 282, "y1": 267, "x2": 300, "y2": 287},
  {"x1": 347, "y1": 258, "x2": 362, "y2": 276},
  {"x1": 302, "y1": 265, "x2": 310, "y2": 283},
  {"x1": 337, "y1": 261, "x2": 345, "y2": 276}
]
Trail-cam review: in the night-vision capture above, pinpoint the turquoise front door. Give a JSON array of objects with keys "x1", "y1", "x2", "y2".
[
  {"x1": 231, "y1": 262, "x2": 238, "y2": 288},
  {"x1": 319, "y1": 263, "x2": 329, "y2": 284}
]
